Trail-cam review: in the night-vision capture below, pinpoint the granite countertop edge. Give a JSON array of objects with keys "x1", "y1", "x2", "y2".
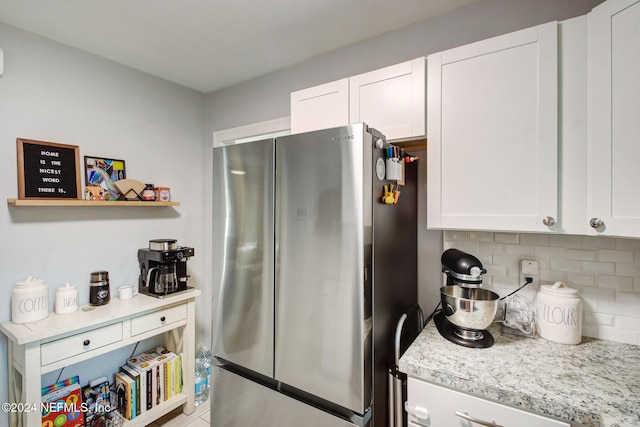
[{"x1": 398, "y1": 322, "x2": 640, "y2": 427}]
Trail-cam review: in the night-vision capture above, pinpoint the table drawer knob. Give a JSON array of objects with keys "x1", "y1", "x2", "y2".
[
  {"x1": 83, "y1": 339, "x2": 90, "y2": 346},
  {"x1": 160, "y1": 316, "x2": 166, "y2": 322}
]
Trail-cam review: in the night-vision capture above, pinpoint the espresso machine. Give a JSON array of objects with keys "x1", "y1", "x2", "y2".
[
  {"x1": 435, "y1": 248, "x2": 499, "y2": 348},
  {"x1": 138, "y1": 239, "x2": 194, "y2": 298}
]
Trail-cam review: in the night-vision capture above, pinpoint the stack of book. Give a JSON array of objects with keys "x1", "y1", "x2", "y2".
[{"x1": 115, "y1": 347, "x2": 183, "y2": 420}]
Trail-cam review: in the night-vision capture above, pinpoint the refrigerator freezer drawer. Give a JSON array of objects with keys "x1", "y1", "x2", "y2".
[{"x1": 212, "y1": 365, "x2": 359, "y2": 427}]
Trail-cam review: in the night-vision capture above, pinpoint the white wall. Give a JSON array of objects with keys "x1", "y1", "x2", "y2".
[{"x1": 0, "y1": 22, "x2": 208, "y2": 423}]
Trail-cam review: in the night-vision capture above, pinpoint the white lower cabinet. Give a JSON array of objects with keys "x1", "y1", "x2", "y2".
[{"x1": 406, "y1": 378, "x2": 570, "y2": 427}]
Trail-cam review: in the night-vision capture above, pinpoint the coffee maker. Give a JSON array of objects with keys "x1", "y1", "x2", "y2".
[
  {"x1": 138, "y1": 239, "x2": 194, "y2": 298},
  {"x1": 434, "y1": 249, "x2": 499, "y2": 348}
]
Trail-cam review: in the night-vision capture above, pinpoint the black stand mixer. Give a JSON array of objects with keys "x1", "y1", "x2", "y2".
[{"x1": 434, "y1": 249, "x2": 499, "y2": 348}]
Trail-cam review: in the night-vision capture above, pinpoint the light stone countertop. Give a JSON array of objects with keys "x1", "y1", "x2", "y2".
[{"x1": 399, "y1": 321, "x2": 640, "y2": 427}]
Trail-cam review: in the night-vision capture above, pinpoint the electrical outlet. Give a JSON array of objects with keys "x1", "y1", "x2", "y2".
[{"x1": 520, "y1": 259, "x2": 539, "y2": 284}]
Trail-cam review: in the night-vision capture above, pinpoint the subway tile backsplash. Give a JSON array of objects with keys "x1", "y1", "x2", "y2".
[{"x1": 444, "y1": 231, "x2": 640, "y2": 345}]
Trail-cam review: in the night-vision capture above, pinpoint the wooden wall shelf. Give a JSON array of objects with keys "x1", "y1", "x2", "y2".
[{"x1": 7, "y1": 198, "x2": 180, "y2": 207}]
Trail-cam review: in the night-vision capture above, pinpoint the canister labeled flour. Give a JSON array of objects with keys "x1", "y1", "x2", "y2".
[
  {"x1": 11, "y1": 276, "x2": 49, "y2": 324},
  {"x1": 536, "y1": 281, "x2": 582, "y2": 345}
]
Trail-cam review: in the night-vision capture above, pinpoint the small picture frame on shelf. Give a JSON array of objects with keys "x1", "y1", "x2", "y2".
[
  {"x1": 84, "y1": 156, "x2": 126, "y2": 201},
  {"x1": 156, "y1": 187, "x2": 171, "y2": 202}
]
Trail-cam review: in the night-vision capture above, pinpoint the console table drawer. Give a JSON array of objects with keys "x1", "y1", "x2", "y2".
[
  {"x1": 41, "y1": 322, "x2": 123, "y2": 366},
  {"x1": 131, "y1": 303, "x2": 187, "y2": 336}
]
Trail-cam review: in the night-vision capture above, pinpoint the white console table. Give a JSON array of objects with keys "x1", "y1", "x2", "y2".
[{"x1": 0, "y1": 290, "x2": 201, "y2": 427}]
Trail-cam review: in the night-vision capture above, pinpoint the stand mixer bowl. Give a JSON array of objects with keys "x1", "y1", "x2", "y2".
[{"x1": 440, "y1": 285, "x2": 500, "y2": 331}]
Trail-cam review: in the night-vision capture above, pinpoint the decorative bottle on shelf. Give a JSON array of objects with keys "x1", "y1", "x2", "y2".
[{"x1": 195, "y1": 344, "x2": 211, "y2": 405}]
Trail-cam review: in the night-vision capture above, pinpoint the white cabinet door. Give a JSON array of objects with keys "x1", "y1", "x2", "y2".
[
  {"x1": 290, "y1": 78, "x2": 349, "y2": 134},
  {"x1": 427, "y1": 22, "x2": 558, "y2": 232},
  {"x1": 587, "y1": 0, "x2": 640, "y2": 237},
  {"x1": 406, "y1": 378, "x2": 570, "y2": 427},
  {"x1": 349, "y1": 57, "x2": 425, "y2": 141}
]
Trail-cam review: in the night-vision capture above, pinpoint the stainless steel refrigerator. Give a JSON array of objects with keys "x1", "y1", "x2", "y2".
[{"x1": 211, "y1": 123, "x2": 418, "y2": 427}]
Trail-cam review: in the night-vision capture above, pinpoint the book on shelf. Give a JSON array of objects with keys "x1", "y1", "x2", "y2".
[
  {"x1": 126, "y1": 347, "x2": 183, "y2": 410},
  {"x1": 156, "y1": 347, "x2": 180, "y2": 399},
  {"x1": 41, "y1": 376, "x2": 85, "y2": 427},
  {"x1": 120, "y1": 364, "x2": 144, "y2": 416},
  {"x1": 114, "y1": 372, "x2": 135, "y2": 420}
]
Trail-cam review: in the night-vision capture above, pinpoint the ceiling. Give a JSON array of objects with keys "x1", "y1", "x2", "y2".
[{"x1": 0, "y1": 0, "x2": 478, "y2": 93}]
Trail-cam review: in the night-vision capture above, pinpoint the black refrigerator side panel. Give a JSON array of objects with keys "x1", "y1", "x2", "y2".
[{"x1": 371, "y1": 159, "x2": 419, "y2": 427}]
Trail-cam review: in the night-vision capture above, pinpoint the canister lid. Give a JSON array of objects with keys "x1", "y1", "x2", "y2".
[
  {"x1": 56, "y1": 282, "x2": 77, "y2": 293},
  {"x1": 540, "y1": 281, "x2": 580, "y2": 297},
  {"x1": 16, "y1": 276, "x2": 46, "y2": 287}
]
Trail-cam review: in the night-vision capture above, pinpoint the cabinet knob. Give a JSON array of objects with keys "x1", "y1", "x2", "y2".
[
  {"x1": 542, "y1": 216, "x2": 555, "y2": 226},
  {"x1": 83, "y1": 339, "x2": 90, "y2": 346},
  {"x1": 160, "y1": 316, "x2": 166, "y2": 322},
  {"x1": 590, "y1": 218, "x2": 605, "y2": 229}
]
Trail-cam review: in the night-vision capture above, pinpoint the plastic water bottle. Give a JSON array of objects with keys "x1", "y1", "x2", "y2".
[
  {"x1": 194, "y1": 359, "x2": 209, "y2": 405},
  {"x1": 194, "y1": 344, "x2": 211, "y2": 405},
  {"x1": 197, "y1": 344, "x2": 212, "y2": 385}
]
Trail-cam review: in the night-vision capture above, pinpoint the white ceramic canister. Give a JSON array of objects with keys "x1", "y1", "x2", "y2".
[
  {"x1": 55, "y1": 283, "x2": 79, "y2": 314},
  {"x1": 535, "y1": 281, "x2": 582, "y2": 345},
  {"x1": 11, "y1": 276, "x2": 49, "y2": 324}
]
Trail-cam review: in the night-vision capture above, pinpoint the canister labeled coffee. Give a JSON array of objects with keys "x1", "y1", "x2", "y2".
[
  {"x1": 89, "y1": 271, "x2": 110, "y2": 306},
  {"x1": 11, "y1": 276, "x2": 49, "y2": 324}
]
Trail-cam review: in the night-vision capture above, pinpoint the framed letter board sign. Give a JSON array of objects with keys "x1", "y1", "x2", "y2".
[{"x1": 17, "y1": 138, "x2": 82, "y2": 200}]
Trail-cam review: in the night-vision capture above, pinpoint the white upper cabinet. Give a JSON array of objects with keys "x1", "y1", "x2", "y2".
[
  {"x1": 587, "y1": 0, "x2": 640, "y2": 237},
  {"x1": 290, "y1": 58, "x2": 426, "y2": 141},
  {"x1": 349, "y1": 58, "x2": 425, "y2": 141},
  {"x1": 290, "y1": 78, "x2": 349, "y2": 134},
  {"x1": 427, "y1": 22, "x2": 558, "y2": 232}
]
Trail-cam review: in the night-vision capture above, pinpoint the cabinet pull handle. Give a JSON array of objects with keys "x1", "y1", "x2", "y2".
[
  {"x1": 455, "y1": 411, "x2": 503, "y2": 427},
  {"x1": 542, "y1": 216, "x2": 555, "y2": 226},
  {"x1": 83, "y1": 339, "x2": 90, "y2": 346},
  {"x1": 160, "y1": 316, "x2": 166, "y2": 322},
  {"x1": 589, "y1": 218, "x2": 604, "y2": 229}
]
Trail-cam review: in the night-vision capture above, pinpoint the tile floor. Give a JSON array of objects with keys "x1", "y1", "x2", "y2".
[{"x1": 147, "y1": 401, "x2": 211, "y2": 426}]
